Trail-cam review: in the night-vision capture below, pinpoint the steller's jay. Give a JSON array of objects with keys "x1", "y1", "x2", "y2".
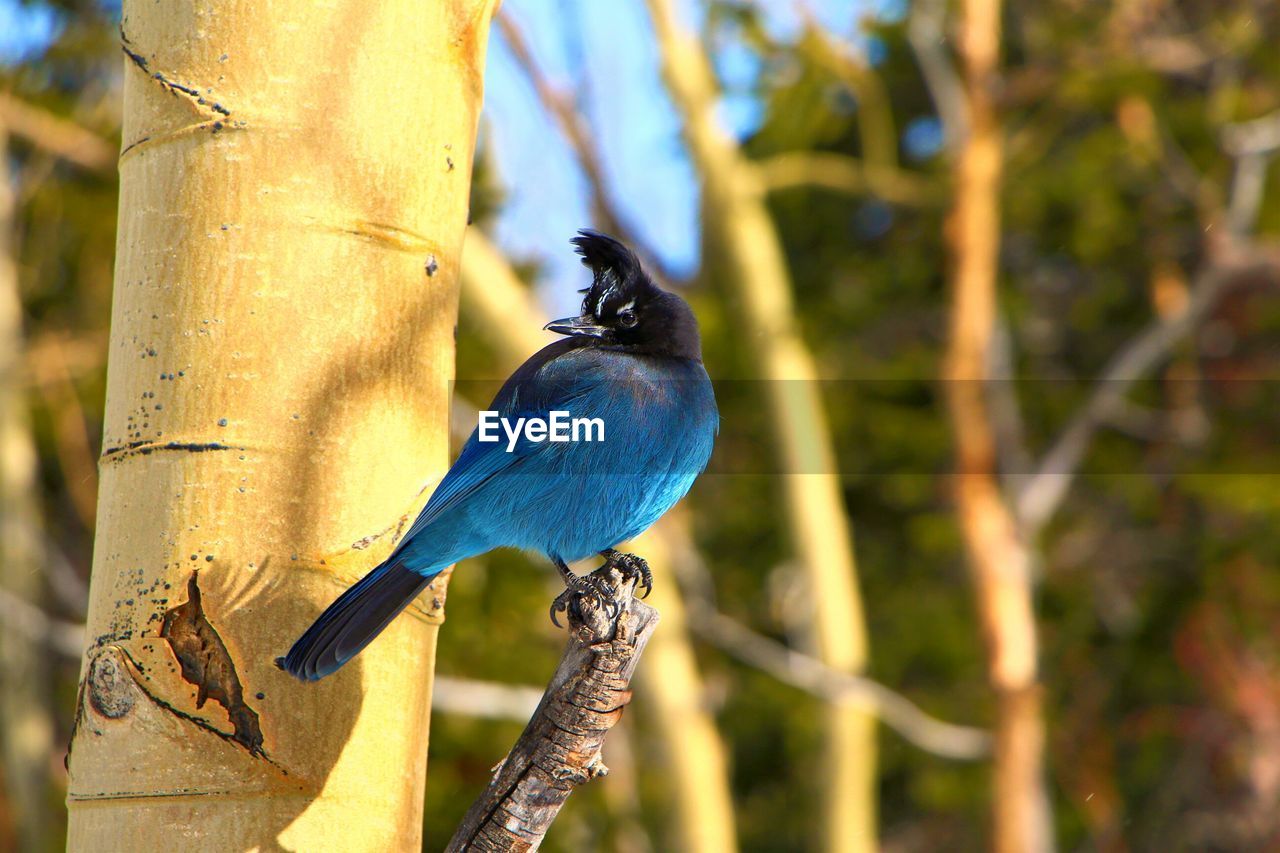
[{"x1": 277, "y1": 230, "x2": 718, "y2": 680}]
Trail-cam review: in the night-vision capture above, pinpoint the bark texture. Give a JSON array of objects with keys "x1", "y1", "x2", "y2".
[
  {"x1": 65, "y1": 1, "x2": 498, "y2": 849},
  {"x1": 445, "y1": 567, "x2": 657, "y2": 852}
]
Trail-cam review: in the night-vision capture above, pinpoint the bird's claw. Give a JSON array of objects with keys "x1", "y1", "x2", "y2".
[
  {"x1": 549, "y1": 571, "x2": 619, "y2": 628},
  {"x1": 602, "y1": 551, "x2": 653, "y2": 599}
]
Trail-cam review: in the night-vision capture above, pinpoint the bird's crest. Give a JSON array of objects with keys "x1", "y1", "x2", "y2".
[{"x1": 571, "y1": 230, "x2": 655, "y2": 318}]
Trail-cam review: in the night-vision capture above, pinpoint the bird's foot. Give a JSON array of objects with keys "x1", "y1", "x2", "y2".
[
  {"x1": 550, "y1": 570, "x2": 620, "y2": 628},
  {"x1": 600, "y1": 549, "x2": 653, "y2": 599}
]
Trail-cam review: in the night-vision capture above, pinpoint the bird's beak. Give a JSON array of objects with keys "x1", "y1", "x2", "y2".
[{"x1": 544, "y1": 315, "x2": 610, "y2": 338}]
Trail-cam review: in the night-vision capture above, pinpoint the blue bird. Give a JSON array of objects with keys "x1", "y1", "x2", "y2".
[{"x1": 278, "y1": 230, "x2": 718, "y2": 680}]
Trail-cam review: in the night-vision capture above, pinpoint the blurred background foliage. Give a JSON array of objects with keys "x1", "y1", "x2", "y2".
[{"x1": 4, "y1": 0, "x2": 1280, "y2": 850}]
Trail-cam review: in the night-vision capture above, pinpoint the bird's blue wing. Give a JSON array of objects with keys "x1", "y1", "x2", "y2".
[{"x1": 389, "y1": 342, "x2": 612, "y2": 557}]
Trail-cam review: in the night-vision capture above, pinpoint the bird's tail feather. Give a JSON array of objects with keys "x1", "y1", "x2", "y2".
[{"x1": 276, "y1": 559, "x2": 434, "y2": 681}]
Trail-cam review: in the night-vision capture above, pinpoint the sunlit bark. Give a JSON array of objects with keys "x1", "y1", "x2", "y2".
[{"x1": 65, "y1": 1, "x2": 498, "y2": 849}]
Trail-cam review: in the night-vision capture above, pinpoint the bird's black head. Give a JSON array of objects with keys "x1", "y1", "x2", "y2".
[{"x1": 544, "y1": 230, "x2": 703, "y2": 361}]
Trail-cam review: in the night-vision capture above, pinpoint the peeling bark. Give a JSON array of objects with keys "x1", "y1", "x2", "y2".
[{"x1": 159, "y1": 572, "x2": 264, "y2": 757}]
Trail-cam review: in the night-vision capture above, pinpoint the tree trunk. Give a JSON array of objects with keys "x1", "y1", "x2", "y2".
[
  {"x1": 644, "y1": 2, "x2": 877, "y2": 849},
  {"x1": 629, "y1": 524, "x2": 740, "y2": 853},
  {"x1": 943, "y1": 0, "x2": 1054, "y2": 850},
  {"x1": 65, "y1": 1, "x2": 498, "y2": 849},
  {"x1": 0, "y1": 114, "x2": 57, "y2": 853}
]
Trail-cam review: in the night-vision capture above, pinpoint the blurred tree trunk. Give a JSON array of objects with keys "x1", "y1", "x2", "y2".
[
  {"x1": 943, "y1": 0, "x2": 1054, "y2": 850},
  {"x1": 644, "y1": 3, "x2": 877, "y2": 850},
  {"x1": 461, "y1": 229, "x2": 741, "y2": 853},
  {"x1": 628, "y1": 524, "x2": 739, "y2": 853},
  {"x1": 0, "y1": 115, "x2": 56, "y2": 853},
  {"x1": 65, "y1": 1, "x2": 497, "y2": 850}
]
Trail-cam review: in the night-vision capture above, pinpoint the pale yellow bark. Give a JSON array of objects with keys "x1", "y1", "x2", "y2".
[
  {"x1": 66, "y1": 2, "x2": 498, "y2": 850},
  {"x1": 461, "y1": 228, "x2": 741, "y2": 852},
  {"x1": 644, "y1": 2, "x2": 877, "y2": 849},
  {"x1": 943, "y1": 0, "x2": 1054, "y2": 850}
]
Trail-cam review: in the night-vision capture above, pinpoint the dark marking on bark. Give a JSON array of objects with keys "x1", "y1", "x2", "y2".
[
  {"x1": 121, "y1": 28, "x2": 232, "y2": 118},
  {"x1": 101, "y1": 647, "x2": 286, "y2": 774},
  {"x1": 100, "y1": 440, "x2": 233, "y2": 462},
  {"x1": 117, "y1": 135, "x2": 151, "y2": 158},
  {"x1": 117, "y1": 24, "x2": 238, "y2": 156},
  {"x1": 64, "y1": 678, "x2": 89, "y2": 770},
  {"x1": 160, "y1": 572, "x2": 266, "y2": 757}
]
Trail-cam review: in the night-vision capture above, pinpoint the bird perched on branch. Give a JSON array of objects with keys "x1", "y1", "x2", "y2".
[{"x1": 278, "y1": 230, "x2": 718, "y2": 681}]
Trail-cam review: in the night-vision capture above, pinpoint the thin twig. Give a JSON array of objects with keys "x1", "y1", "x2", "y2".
[
  {"x1": 1016, "y1": 246, "x2": 1280, "y2": 535},
  {"x1": 907, "y1": 0, "x2": 969, "y2": 152},
  {"x1": 494, "y1": 12, "x2": 676, "y2": 283},
  {"x1": 0, "y1": 93, "x2": 117, "y2": 173},
  {"x1": 432, "y1": 676, "x2": 544, "y2": 721},
  {"x1": 793, "y1": 3, "x2": 899, "y2": 170},
  {"x1": 685, "y1": 600, "x2": 992, "y2": 760},
  {"x1": 756, "y1": 151, "x2": 940, "y2": 206},
  {"x1": 0, "y1": 587, "x2": 85, "y2": 658}
]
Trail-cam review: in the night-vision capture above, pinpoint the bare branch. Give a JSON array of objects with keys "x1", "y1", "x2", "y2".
[
  {"x1": 494, "y1": 12, "x2": 676, "y2": 283},
  {"x1": 1016, "y1": 246, "x2": 1280, "y2": 535},
  {"x1": 686, "y1": 601, "x2": 992, "y2": 760},
  {"x1": 907, "y1": 0, "x2": 969, "y2": 152},
  {"x1": 432, "y1": 676, "x2": 543, "y2": 721},
  {"x1": 1226, "y1": 152, "x2": 1267, "y2": 236},
  {"x1": 0, "y1": 587, "x2": 85, "y2": 658},
  {"x1": 1222, "y1": 110, "x2": 1280, "y2": 157},
  {"x1": 45, "y1": 535, "x2": 90, "y2": 614},
  {"x1": 756, "y1": 151, "x2": 940, "y2": 206},
  {"x1": 446, "y1": 568, "x2": 657, "y2": 852},
  {"x1": 988, "y1": 317, "x2": 1034, "y2": 486},
  {"x1": 793, "y1": 6, "x2": 899, "y2": 170},
  {"x1": 0, "y1": 94, "x2": 116, "y2": 173},
  {"x1": 1222, "y1": 111, "x2": 1280, "y2": 235},
  {"x1": 1130, "y1": 35, "x2": 1215, "y2": 77}
]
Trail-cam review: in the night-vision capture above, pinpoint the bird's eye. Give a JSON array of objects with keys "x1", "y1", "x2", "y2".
[{"x1": 618, "y1": 309, "x2": 638, "y2": 328}]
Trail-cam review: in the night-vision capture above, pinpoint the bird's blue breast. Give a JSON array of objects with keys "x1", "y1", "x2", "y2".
[{"x1": 392, "y1": 343, "x2": 717, "y2": 573}]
